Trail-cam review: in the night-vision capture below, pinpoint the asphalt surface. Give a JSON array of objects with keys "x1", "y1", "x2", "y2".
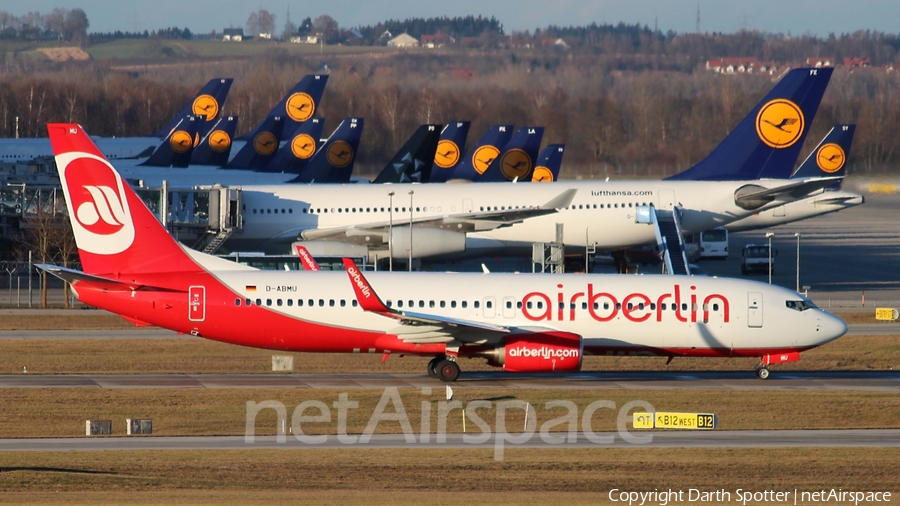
[
  {"x1": 1, "y1": 370, "x2": 897, "y2": 390},
  {"x1": 2, "y1": 429, "x2": 898, "y2": 451}
]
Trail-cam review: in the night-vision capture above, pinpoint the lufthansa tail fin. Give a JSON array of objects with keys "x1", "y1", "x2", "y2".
[
  {"x1": 446, "y1": 124, "x2": 515, "y2": 182},
  {"x1": 48, "y1": 123, "x2": 205, "y2": 276},
  {"x1": 190, "y1": 115, "x2": 239, "y2": 166},
  {"x1": 151, "y1": 78, "x2": 233, "y2": 138},
  {"x1": 288, "y1": 118, "x2": 364, "y2": 183},
  {"x1": 479, "y1": 126, "x2": 545, "y2": 182},
  {"x1": 139, "y1": 115, "x2": 199, "y2": 168},
  {"x1": 531, "y1": 144, "x2": 565, "y2": 182},
  {"x1": 258, "y1": 118, "x2": 326, "y2": 174},
  {"x1": 223, "y1": 116, "x2": 285, "y2": 170},
  {"x1": 372, "y1": 124, "x2": 441, "y2": 183},
  {"x1": 790, "y1": 124, "x2": 855, "y2": 190},
  {"x1": 667, "y1": 68, "x2": 832, "y2": 181},
  {"x1": 429, "y1": 121, "x2": 470, "y2": 182},
  {"x1": 236, "y1": 74, "x2": 328, "y2": 141}
]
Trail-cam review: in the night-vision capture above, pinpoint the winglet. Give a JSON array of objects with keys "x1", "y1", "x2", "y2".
[
  {"x1": 295, "y1": 244, "x2": 321, "y2": 271},
  {"x1": 540, "y1": 188, "x2": 577, "y2": 210},
  {"x1": 342, "y1": 258, "x2": 391, "y2": 313}
]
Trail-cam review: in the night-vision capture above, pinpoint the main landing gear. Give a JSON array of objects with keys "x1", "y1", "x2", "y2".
[{"x1": 427, "y1": 356, "x2": 460, "y2": 382}]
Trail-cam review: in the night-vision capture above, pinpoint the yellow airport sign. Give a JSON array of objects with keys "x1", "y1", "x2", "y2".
[
  {"x1": 875, "y1": 308, "x2": 899, "y2": 321},
  {"x1": 633, "y1": 412, "x2": 654, "y2": 429},
  {"x1": 633, "y1": 412, "x2": 717, "y2": 429}
]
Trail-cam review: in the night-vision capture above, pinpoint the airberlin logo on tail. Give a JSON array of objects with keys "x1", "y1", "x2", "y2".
[{"x1": 56, "y1": 151, "x2": 135, "y2": 255}]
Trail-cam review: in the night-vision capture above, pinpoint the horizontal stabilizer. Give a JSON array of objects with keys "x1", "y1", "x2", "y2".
[
  {"x1": 734, "y1": 177, "x2": 842, "y2": 210},
  {"x1": 36, "y1": 264, "x2": 142, "y2": 291}
]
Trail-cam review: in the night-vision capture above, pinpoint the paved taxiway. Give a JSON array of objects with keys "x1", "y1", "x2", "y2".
[
  {"x1": 2, "y1": 370, "x2": 897, "y2": 390},
  {"x1": 2, "y1": 429, "x2": 898, "y2": 451}
]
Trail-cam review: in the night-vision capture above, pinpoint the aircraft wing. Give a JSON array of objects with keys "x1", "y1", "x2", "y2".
[
  {"x1": 301, "y1": 188, "x2": 576, "y2": 242},
  {"x1": 342, "y1": 259, "x2": 561, "y2": 345},
  {"x1": 734, "y1": 177, "x2": 843, "y2": 210}
]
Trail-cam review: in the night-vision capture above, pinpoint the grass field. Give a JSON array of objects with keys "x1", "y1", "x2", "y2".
[
  {"x1": 0, "y1": 448, "x2": 897, "y2": 505},
  {"x1": 0, "y1": 333, "x2": 897, "y2": 375},
  {"x1": 1, "y1": 388, "x2": 898, "y2": 438}
]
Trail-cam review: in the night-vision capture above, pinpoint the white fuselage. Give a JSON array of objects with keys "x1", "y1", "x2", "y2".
[
  {"x1": 231, "y1": 179, "x2": 804, "y2": 253},
  {"x1": 206, "y1": 268, "x2": 846, "y2": 355}
]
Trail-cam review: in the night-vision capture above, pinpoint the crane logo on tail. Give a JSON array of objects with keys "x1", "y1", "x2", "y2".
[
  {"x1": 286, "y1": 92, "x2": 315, "y2": 122},
  {"x1": 755, "y1": 99, "x2": 805, "y2": 149},
  {"x1": 472, "y1": 145, "x2": 500, "y2": 174},
  {"x1": 57, "y1": 152, "x2": 135, "y2": 255},
  {"x1": 434, "y1": 140, "x2": 460, "y2": 169},
  {"x1": 192, "y1": 94, "x2": 219, "y2": 121},
  {"x1": 327, "y1": 140, "x2": 354, "y2": 168},
  {"x1": 500, "y1": 149, "x2": 532, "y2": 180},
  {"x1": 816, "y1": 143, "x2": 846, "y2": 173}
]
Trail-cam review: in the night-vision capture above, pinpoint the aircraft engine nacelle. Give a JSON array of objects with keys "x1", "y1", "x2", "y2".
[
  {"x1": 482, "y1": 332, "x2": 583, "y2": 373},
  {"x1": 389, "y1": 227, "x2": 466, "y2": 259}
]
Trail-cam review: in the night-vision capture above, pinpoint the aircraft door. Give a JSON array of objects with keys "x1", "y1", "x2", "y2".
[
  {"x1": 747, "y1": 292, "x2": 763, "y2": 328},
  {"x1": 483, "y1": 297, "x2": 496, "y2": 318},
  {"x1": 502, "y1": 297, "x2": 516, "y2": 318},
  {"x1": 658, "y1": 190, "x2": 675, "y2": 211},
  {"x1": 463, "y1": 199, "x2": 473, "y2": 213},
  {"x1": 189, "y1": 286, "x2": 206, "y2": 322}
]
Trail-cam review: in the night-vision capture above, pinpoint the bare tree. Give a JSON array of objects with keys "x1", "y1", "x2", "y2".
[
  {"x1": 246, "y1": 12, "x2": 258, "y2": 37},
  {"x1": 257, "y1": 9, "x2": 276, "y2": 36},
  {"x1": 312, "y1": 14, "x2": 338, "y2": 43}
]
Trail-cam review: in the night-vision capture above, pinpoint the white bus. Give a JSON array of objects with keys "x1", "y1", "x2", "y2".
[{"x1": 699, "y1": 227, "x2": 729, "y2": 259}]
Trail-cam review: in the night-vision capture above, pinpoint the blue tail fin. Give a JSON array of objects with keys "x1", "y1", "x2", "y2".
[
  {"x1": 256, "y1": 118, "x2": 326, "y2": 173},
  {"x1": 151, "y1": 78, "x2": 233, "y2": 138},
  {"x1": 139, "y1": 115, "x2": 199, "y2": 167},
  {"x1": 288, "y1": 118, "x2": 364, "y2": 183},
  {"x1": 236, "y1": 74, "x2": 328, "y2": 141},
  {"x1": 531, "y1": 144, "x2": 565, "y2": 182},
  {"x1": 667, "y1": 68, "x2": 833, "y2": 181},
  {"x1": 190, "y1": 115, "x2": 238, "y2": 166},
  {"x1": 446, "y1": 124, "x2": 514, "y2": 181},
  {"x1": 429, "y1": 121, "x2": 470, "y2": 182},
  {"x1": 372, "y1": 124, "x2": 442, "y2": 183},
  {"x1": 791, "y1": 124, "x2": 855, "y2": 190},
  {"x1": 222, "y1": 116, "x2": 285, "y2": 169},
  {"x1": 479, "y1": 126, "x2": 545, "y2": 182}
]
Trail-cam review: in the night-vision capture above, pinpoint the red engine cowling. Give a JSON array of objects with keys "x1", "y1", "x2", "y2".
[{"x1": 486, "y1": 332, "x2": 583, "y2": 373}]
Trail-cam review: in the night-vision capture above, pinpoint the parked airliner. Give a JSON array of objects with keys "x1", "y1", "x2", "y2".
[{"x1": 40, "y1": 123, "x2": 847, "y2": 381}]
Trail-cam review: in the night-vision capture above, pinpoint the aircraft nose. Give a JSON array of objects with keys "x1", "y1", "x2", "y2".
[{"x1": 816, "y1": 311, "x2": 848, "y2": 345}]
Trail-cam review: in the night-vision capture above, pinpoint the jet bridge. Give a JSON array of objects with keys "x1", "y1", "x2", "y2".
[
  {"x1": 132, "y1": 181, "x2": 243, "y2": 254},
  {"x1": 635, "y1": 205, "x2": 691, "y2": 275}
]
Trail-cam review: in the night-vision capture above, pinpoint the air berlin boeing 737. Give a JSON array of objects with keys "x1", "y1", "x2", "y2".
[{"x1": 41, "y1": 124, "x2": 847, "y2": 381}]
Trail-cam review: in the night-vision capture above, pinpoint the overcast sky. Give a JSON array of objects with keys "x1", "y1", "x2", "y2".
[{"x1": 11, "y1": 0, "x2": 900, "y2": 37}]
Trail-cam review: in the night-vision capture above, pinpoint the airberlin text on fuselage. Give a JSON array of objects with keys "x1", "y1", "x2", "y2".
[{"x1": 521, "y1": 284, "x2": 730, "y2": 324}]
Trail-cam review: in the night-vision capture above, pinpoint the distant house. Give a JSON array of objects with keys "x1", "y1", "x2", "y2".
[
  {"x1": 806, "y1": 57, "x2": 835, "y2": 68},
  {"x1": 387, "y1": 33, "x2": 418, "y2": 48},
  {"x1": 258, "y1": 33, "x2": 272, "y2": 40},
  {"x1": 843, "y1": 57, "x2": 871, "y2": 68},
  {"x1": 291, "y1": 35, "x2": 318, "y2": 44},
  {"x1": 223, "y1": 27, "x2": 243, "y2": 42},
  {"x1": 541, "y1": 38, "x2": 568, "y2": 49},
  {"x1": 421, "y1": 33, "x2": 452, "y2": 48}
]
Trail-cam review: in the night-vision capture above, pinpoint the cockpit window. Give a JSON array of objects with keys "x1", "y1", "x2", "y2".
[{"x1": 785, "y1": 300, "x2": 816, "y2": 311}]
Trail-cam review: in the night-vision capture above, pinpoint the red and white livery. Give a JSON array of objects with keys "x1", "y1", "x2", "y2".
[{"x1": 42, "y1": 124, "x2": 848, "y2": 381}]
